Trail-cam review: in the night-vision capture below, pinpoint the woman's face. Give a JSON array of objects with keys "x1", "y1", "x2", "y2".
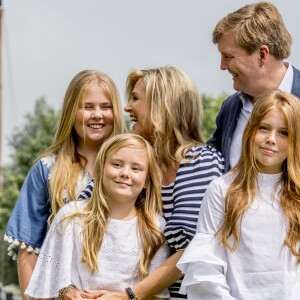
[
  {"x1": 124, "y1": 79, "x2": 152, "y2": 140},
  {"x1": 74, "y1": 83, "x2": 114, "y2": 149}
]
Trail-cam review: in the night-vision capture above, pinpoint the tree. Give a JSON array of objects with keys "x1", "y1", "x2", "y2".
[
  {"x1": 0, "y1": 98, "x2": 58, "y2": 285},
  {"x1": 202, "y1": 93, "x2": 227, "y2": 142}
]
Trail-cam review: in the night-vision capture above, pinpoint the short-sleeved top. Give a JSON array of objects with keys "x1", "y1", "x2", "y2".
[
  {"x1": 4, "y1": 153, "x2": 91, "y2": 259},
  {"x1": 78, "y1": 144, "x2": 225, "y2": 300},
  {"x1": 25, "y1": 201, "x2": 170, "y2": 299}
]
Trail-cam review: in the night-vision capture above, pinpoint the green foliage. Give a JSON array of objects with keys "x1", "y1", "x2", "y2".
[
  {"x1": 0, "y1": 98, "x2": 58, "y2": 285},
  {"x1": 124, "y1": 114, "x2": 131, "y2": 131},
  {"x1": 202, "y1": 93, "x2": 227, "y2": 142},
  {"x1": 8, "y1": 98, "x2": 58, "y2": 175}
]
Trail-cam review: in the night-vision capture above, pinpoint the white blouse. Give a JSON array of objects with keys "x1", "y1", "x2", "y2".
[
  {"x1": 25, "y1": 201, "x2": 170, "y2": 299},
  {"x1": 177, "y1": 172, "x2": 300, "y2": 300}
]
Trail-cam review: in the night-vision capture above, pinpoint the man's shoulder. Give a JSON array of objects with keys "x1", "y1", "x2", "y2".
[
  {"x1": 292, "y1": 65, "x2": 300, "y2": 73},
  {"x1": 291, "y1": 66, "x2": 300, "y2": 98},
  {"x1": 219, "y1": 92, "x2": 242, "y2": 113},
  {"x1": 223, "y1": 92, "x2": 240, "y2": 104}
]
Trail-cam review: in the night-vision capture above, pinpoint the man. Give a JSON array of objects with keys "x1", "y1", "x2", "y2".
[{"x1": 208, "y1": 1, "x2": 300, "y2": 171}]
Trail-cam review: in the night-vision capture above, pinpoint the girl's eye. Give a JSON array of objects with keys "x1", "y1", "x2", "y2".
[
  {"x1": 101, "y1": 104, "x2": 113, "y2": 110},
  {"x1": 132, "y1": 167, "x2": 141, "y2": 171},
  {"x1": 279, "y1": 130, "x2": 288, "y2": 137},
  {"x1": 84, "y1": 105, "x2": 93, "y2": 110},
  {"x1": 112, "y1": 162, "x2": 121, "y2": 167},
  {"x1": 258, "y1": 126, "x2": 269, "y2": 131}
]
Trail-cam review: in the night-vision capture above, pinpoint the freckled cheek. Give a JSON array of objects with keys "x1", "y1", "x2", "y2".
[
  {"x1": 75, "y1": 111, "x2": 91, "y2": 124},
  {"x1": 281, "y1": 144, "x2": 288, "y2": 157},
  {"x1": 103, "y1": 110, "x2": 114, "y2": 124}
]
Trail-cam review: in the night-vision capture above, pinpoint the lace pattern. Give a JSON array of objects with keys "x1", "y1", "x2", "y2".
[{"x1": 25, "y1": 201, "x2": 170, "y2": 298}]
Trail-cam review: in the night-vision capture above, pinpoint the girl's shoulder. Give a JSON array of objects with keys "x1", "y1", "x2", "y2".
[
  {"x1": 206, "y1": 171, "x2": 236, "y2": 192},
  {"x1": 55, "y1": 199, "x2": 89, "y2": 220},
  {"x1": 39, "y1": 153, "x2": 57, "y2": 168},
  {"x1": 29, "y1": 153, "x2": 57, "y2": 177}
]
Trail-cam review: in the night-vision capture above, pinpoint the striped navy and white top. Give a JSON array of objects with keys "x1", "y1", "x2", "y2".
[
  {"x1": 78, "y1": 144, "x2": 225, "y2": 299},
  {"x1": 162, "y1": 144, "x2": 225, "y2": 299}
]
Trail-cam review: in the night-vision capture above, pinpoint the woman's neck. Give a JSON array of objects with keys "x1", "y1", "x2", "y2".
[{"x1": 161, "y1": 162, "x2": 179, "y2": 186}]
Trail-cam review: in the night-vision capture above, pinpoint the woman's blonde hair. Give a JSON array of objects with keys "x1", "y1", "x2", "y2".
[
  {"x1": 212, "y1": 2, "x2": 292, "y2": 59},
  {"x1": 40, "y1": 70, "x2": 126, "y2": 222},
  {"x1": 218, "y1": 90, "x2": 300, "y2": 262},
  {"x1": 69, "y1": 133, "x2": 165, "y2": 277},
  {"x1": 126, "y1": 66, "x2": 203, "y2": 167}
]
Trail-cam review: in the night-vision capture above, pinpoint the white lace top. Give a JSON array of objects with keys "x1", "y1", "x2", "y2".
[{"x1": 25, "y1": 201, "x2": 170, "y2": 299}]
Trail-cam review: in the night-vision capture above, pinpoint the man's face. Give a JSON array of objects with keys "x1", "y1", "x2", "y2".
[{"x1": 217, "y1": 31, "x2": 262, "y2": 98}]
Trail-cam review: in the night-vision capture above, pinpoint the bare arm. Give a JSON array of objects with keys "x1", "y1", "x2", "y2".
[
  {"x1": 132, "y1": 250, "x2": 183, "y2": 299},
  {"x1": 18, "y1": 248, "x2": 38, "y2": 300}
]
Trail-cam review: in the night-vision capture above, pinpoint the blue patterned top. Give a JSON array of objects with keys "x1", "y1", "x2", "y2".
[{"x1": 4, "y1": 153, "x2": 91, "y2": 259}]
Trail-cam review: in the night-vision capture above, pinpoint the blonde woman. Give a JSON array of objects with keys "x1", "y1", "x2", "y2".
[
  {"x1": 178, "y1": 90, "x2": 300, "y2": 299},
  {"x1": 4, "y1": 70, "x2": 126, "y2": 299},
  {"x1": 81, "y1": 66, "x2": 225, "y2": 300},
  {"x1": 25, "y1": 133, "x2": 170, "y2": 300}
]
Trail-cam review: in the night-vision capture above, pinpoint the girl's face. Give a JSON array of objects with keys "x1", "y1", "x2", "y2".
[
  {"x1": 124, "y1": 79, "x2": 152, "y2": 139},
  {"x1": 254, "y1": 108, "x2": 288, "y2": 174},
  {"x1": 74, "y1": 83, "x2": 114, "y2": 149},
  {"x1": 103, "y1": 146, "x2": 149, "y2": 209}
]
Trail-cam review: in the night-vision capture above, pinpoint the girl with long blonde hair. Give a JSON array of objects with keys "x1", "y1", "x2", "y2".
[
  {"x1": 4, "y1": 70, "x2": 126, "y2": 299},
  {"x1": 178, "y1": 90, "x2": 300, "y2": 300},
  {"x1": 25, "y1": 133, "x2": 170, "y2": 300}
]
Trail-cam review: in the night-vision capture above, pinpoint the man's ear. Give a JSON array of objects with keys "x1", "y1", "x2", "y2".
[{"x1": 259, "y1": 45, "x2": 269, "y2": 65}]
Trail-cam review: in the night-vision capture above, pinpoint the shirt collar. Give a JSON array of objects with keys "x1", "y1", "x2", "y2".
[
  {"x1": 238, "y1": 92, "x2": 253, "y2": 112},
  {"x1": 278, "y1": 62, "x2": 293, "y2": 93}
]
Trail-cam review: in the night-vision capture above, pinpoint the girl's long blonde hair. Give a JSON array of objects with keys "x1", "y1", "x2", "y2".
[
  {"x1": 218, "y1": 90, "x2": 300, "y2": 262},
  {"x1": 39, "y1": 70, "x2": 126, "y2": 222},
  {"x1": 67, "y1": 133, "x2": 165, "y2": 277},
  {"x1": 126, "y1": 66, "x2": 204, "y2": 168}
]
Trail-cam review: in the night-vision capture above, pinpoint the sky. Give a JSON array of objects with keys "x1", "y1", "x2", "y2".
[{"x1": 1, "y1": 0, "x2": 300, "y2": 164}]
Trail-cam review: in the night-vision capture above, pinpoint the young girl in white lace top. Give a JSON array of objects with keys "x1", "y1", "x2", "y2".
[
  {"x1": 25, "y1": 133, "x2": 170, "y2": 300},
  {"x1": 178, "y1": 90, "x2": 300, "y2": 300}
]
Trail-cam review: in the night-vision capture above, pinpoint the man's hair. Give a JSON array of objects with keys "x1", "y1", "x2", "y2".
[{"x1": 212, "y1": 1, "x2": 292, "y2": 59}]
